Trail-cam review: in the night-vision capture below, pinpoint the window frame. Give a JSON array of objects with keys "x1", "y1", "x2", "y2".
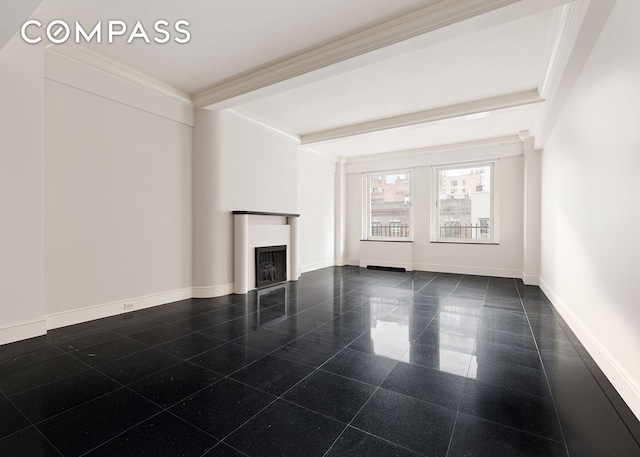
[
  {"x1": 430, "y1": 161, "x2": 499, "y2": 244},
  {"x1": 363, "y1": 169, "x2": 414, "y2": 242}
]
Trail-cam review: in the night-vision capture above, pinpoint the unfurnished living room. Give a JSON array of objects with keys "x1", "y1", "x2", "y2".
[{"x1": 1, "y1": 1, "x2": 639, "y2": 456}]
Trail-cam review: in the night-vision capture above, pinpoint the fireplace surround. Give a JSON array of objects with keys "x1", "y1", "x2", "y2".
[{"x1": 233, "y1": 211, "x2": 300, "y2": 294}]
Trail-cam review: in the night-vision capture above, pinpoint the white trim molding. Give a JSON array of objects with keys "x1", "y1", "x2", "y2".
[
  {"x1": 301, "y1": 260, "x2": 337, "y2": 274},
  {"x1": 302, "y1": 89, "x2": 544, "y2": 145},
  {"x1": 225, "y1": 108, "x2": 300, "y2": 143},
  {"x1": 44, "y1": 44, "x2": 194, "y2": 127},
  {"x1": 540, "y1": 278, "x2": 640, "y2": 421},
  {"x1": 194, "y1": 0, "x2": 526, "y2": 109},
  {"x1": 45, "y1": 44, "x2": 193, "y2": 107},
  {"x1": 192, "y1": 284, "x2": 235, "y2": 299},
  {"x1": 521, "y1": 274, "x2": 540, "y2": 286},
  {"x1": 532, "y1": 0, "x2": 617, "y2": 149},
  {"x1": 345, "y1": 137, "x2": 523, "y2": 175},
  {"x1": 45, "y1": 287, "x2": 193, "y2": 330},
  {"x1": 413, "y1": 263, "x2": 521, "y2": 278},
  {"x1": 0, "y1": 319, "x2": 47, "y2": 346}
]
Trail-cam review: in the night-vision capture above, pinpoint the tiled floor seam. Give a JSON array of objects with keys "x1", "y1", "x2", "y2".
[
  {"x1": 515, "y1": 278, "x2": 571, "y2": 457},
  {"x1": 443, "y1": 277, "x2": 478, "y2": 457},
  {"x1": 210, "y1": 330, "x2": 356, "y2": 449},
  {"x1": 0, "y1": 390, "x2": 66, "y2": 456}
]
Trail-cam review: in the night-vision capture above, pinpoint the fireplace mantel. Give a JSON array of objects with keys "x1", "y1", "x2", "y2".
[
  {"x1": 232, "y1": 211, "x2": 300, "y2": 218},
  {"x1": 233, "y1": 211, "x2": 300, "y2": 294}
]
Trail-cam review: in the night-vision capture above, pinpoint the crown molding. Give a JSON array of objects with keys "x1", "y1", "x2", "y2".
[
  {"x1": 193, "y1": 0, "x2": 524, "y2": 109},
  {"x1": 300, "y1": 146, "x2": 339, "y2": 163},
  {"x1": 44, "y1": 44, "x2": 193, "y2": 108},
  {"x1": 533, "y1": 0, "x2": 617, "y2": 149},
  {"x1": 224, "y1": 107, "x2": 300, "y2": 143},
  {"x1": 345, "y1": 135, "x2": 522, "y2": 164},
  {"x1": 538, "y1": 2, "x2": 577, "y2": 99},
  {"x1": 301, "y1": 89, "x2": 544, "y2": 145}
]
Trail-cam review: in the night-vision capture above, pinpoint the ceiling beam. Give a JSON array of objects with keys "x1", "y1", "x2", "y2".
[
  {"x1": 300, "y1": 89, "x2": 544, "y2": 144},
  {"x1": 194, "y1": 0, "x2": 573, "y2": 110},
  {"x1": 193, "y1": 0, "x2": 539, "y2": 110}
]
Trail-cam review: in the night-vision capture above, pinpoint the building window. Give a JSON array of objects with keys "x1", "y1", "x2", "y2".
[
  {"x1": 364, "y1": 170, "x2": 412, "y2": 241},
  {"x1": 451, "y1": 180, "x2": 458, "y2": 186},
  {"x1": 433, "y1": 162, "x2": 497, "y2": 243}
]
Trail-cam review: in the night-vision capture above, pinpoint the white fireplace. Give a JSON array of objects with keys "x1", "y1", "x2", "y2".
[{"x1": 233, "y1": 211, "x2": 300, "y2": 294}]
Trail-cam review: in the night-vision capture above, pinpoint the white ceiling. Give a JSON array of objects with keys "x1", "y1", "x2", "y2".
[
  {"x1": 239, "y1": 9, "x2": 554, "y2": 136},
  {"x1": 32, "y1": 0, "x2": 434, "y2": 93},
  {"x1": 23, "y1": 0, "x2": 586, "y2": 159}
]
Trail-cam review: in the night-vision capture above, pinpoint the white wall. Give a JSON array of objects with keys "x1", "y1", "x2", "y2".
[
  {"x1": 540, "y1": 0, "x2": 640, "y2": 419},
  {"x1": 0, "y1": 0, "x2": 42, "y2": 50},
  {"x1": 299, "y1": 149, "x2": 336, "y2": 272},
  {"x1": 192, "y1": 110, "x2": 300, "y2": 294},
  {"x1": 345, "y1": 151, "x2": 524, "y2": 277},
  {"x1": 0, "y1": 37, "x2": 46, "y2": 343},
  {"x1": 43, "y1": 51, "x2": 193, "y2": 325}
]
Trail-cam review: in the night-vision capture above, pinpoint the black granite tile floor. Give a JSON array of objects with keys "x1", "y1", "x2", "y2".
[{"x1": 1, "y1": 266, "x2": 639, "y2": 456}]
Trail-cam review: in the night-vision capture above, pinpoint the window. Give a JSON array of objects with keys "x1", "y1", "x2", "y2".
[
  {"x1": 451, "y1": 180, "x2": 458, "y2": 186},
  {"x1": 364, "y1": 170, "x2": 412, "y2": 240},
  {"x1": 432, "y1": 162, "x2": 497, "y2": 243}
]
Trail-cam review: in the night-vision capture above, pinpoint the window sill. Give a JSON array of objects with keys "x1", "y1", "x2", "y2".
[
  {"x1": 430, "y1": 241, "x2": 499, "y2": 245},
  {"x1": 361, "y1": 239, "x2": 414, "y2": 243}
]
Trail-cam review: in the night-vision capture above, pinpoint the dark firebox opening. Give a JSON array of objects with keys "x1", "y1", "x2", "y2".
[{"x1": 255, "y1": 245, "x2": 287, "y2": 288}]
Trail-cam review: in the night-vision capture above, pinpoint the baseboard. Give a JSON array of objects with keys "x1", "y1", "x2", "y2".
[
  {"x1": 301, "y1": 260, "x2": 336, "y2": 274},
  {"x1": 192, "y1": 283, "x2": 235, "y2": 299},
  {"x1": 540, "y1": 278, "x2": 640, "y2": 422},
  {"x1": 522, "y1": 273, "x2": 540, "y2": 286},
  {"x1": 412, "y1": 263, "x2": 521, "y2": 278},
  {"x1": 0, "y1": 319, "x2": 48, "y2": 346},
  {"x1": 344, "y1": 259, "x2": 360, "y2": 267},
  {"x1": 45, "y1": 287, "x2": 193, "y2": 330},
  {"x1": 360, "y1": 260, "x2": 413, "y2": 271}
]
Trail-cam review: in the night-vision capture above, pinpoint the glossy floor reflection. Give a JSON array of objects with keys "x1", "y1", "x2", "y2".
[{"x1": 1, "y1": 267, "x2": 639, "y2": 456}]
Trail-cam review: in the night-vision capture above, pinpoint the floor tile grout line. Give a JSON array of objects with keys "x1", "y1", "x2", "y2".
[
  {"x1": 0, "y1": 336, "x2": 162, "y2": 398},
  {"x1": 0, "y1": 392, "x2": 66, "y2": 456},
  {"x1": 443, "y1": 274, "x2": 488, "y2": 457},
  {"x1": 557, "y1": 309, "x2": 640, "y2": 450},
  {"x1": 196, "y1": 288, "x2": 388, "y2": 381},
  {"x1": 330, "y1": 424, "x2": 429, "y2": 457},
  {"x1": 213, "y1": 308, "x2": 396, "y2": 452},
  {"x1": 13, "y1": 341, "x2": 189, "y2": 434},
  {"x1": 179, "y1": 318, "x2": 362, "y2": 447},
  {"x1": 73, "y1": 374, "x2": 238, "y2": 456},
  {"x1": 515, "y1": 278, "x2": 571, "y2": 457},
  {"x1": 321, "y1": 383, "x2": 384, "y2": 457},
  {"x1": 444, "y1": 412, "x2": 460, "y2": 457},
  {"x1": 76, "y1": 407, "x2": 170, "y2": 457},
  {"x1": 450, "y1": 409, "x2": 569, "y2": 444},
  {"x1": 5, "y1": 268, "x2": 627, "y2": 456},
  {"x1": 0, "y1": 390, "x2": 41, "y2": 441},
  {"x1": 317, "y1": 307, "x2": 446, "y2": 457}
]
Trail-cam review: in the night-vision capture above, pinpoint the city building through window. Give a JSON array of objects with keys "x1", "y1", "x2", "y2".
[
  {"x1": 364, "y1": 170, "x2": 412, "y2": 240},
  {"x1": 434, "y1": 163, "x2": 496, "y2": 243}
]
